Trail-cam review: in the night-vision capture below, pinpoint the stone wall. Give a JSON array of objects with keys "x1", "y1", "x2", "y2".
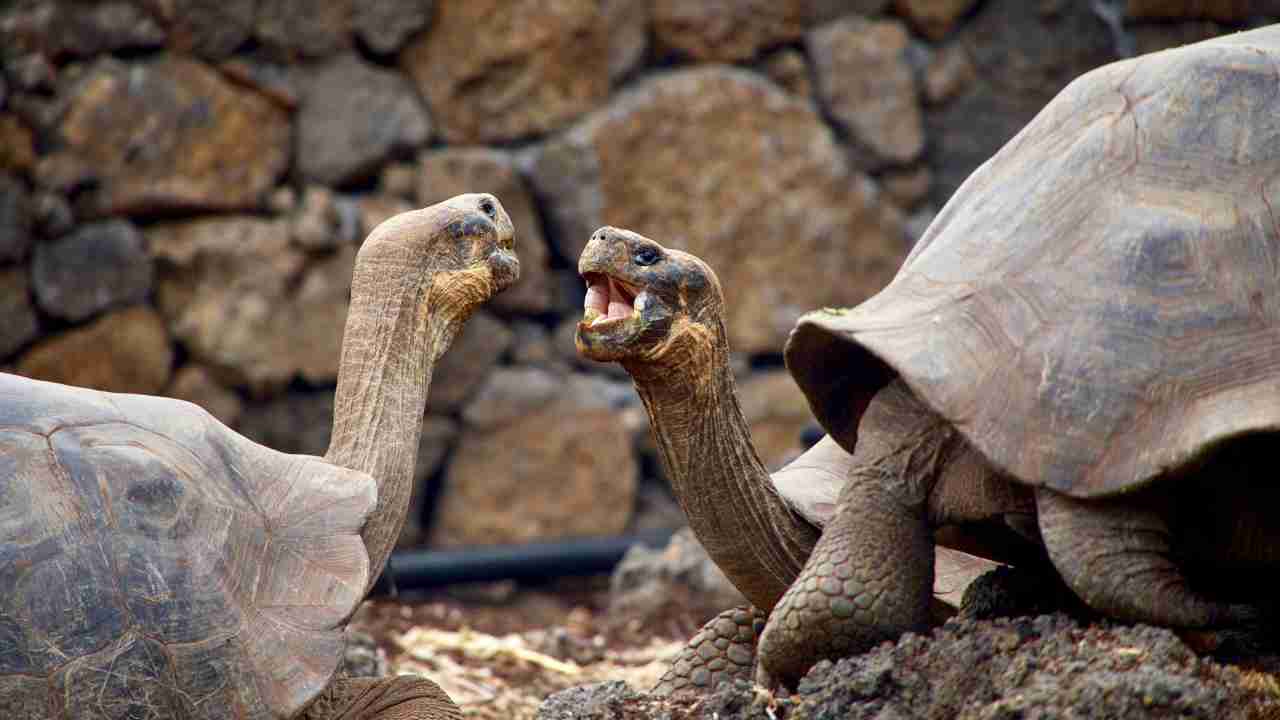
[{"x1": 1, "y1": 0, "x2": 1271, "y2": 548}]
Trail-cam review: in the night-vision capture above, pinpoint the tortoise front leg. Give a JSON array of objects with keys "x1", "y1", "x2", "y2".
[
  {"x1": 652, "y1": 606, "x2": 765, "y2": 696},
  {"x1": 755, "y1": 473, "x2": 935, "y2": 687},
  {"x1": 753, "y1": 381, "x2": 958, "y2": 687},
  {"x1": 305, "y1": 676, "x2": 461, "y2": 720}
]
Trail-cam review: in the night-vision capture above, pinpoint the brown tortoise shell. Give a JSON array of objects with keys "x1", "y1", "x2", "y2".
[
  {"x1": 787, "y1": 26, "x2": 1280, "y2": 498},
  {"x1": 0, "y1": 373, "x2": 375, "y2": 719}
]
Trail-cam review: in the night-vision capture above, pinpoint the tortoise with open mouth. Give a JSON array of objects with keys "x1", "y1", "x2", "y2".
[
  {"x1": 575, "y1": 22, "x2": 1280, "y2": 692},
  {"x1": 576, "y1": 227, "x2": 1001, "y2": 695}
]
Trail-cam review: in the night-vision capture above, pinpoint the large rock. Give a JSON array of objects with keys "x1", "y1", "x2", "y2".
[
  {"x1": 17, "y1": 306, "x2": 173, "y2": 394},
  {"x1": 296, "y1": 54, "x2": 431, "y2": 187},
  {"x1": 609, "y1": 527, "x2": 747, "y2": 628},
  {"x1": 460, "y1": 366, "x2": 563, "y2": 430},
  {"x1": 353, "y1": 0, "x2": 433, "y2": 55},
  {"x1": 923, "y1": 0, "x2": 1117, "y2": 205},
  {"x1": 418, "y1": 148, "x2": 554, "y2": 314},
  {"x1": 651, "y1": 0, "x2": 890, "y2": 62},
  {"x1": 433, "y1": 396, "x2": 638, "y2": 547},
  {"x1": 460, "y1": 368, "x2": 634, "y2": 429},
  {"x1": 425, "y1": 310, "x2": 514, "y2": 413},
  {"x1": 0, "y1": 174, "x2": 31, "y2": 262},
  {"x1": 254, "y1": 0, "x2": 351, "y2": 58},
  {"x1": 148, "y1": 216, "x2": 352, "y2": 393},
  {"x1": 808, "y1": 17, "x2": 923, "y2": 168},
  {"x1": 48, "y1": 56, "x2": 290, "y2": 215},
  {"x1": 149, "y1": 0, "x2": 257, "y2": 60},
  {"x1": 0, "y1": 267, "x2": 39, "y2": 360},
  {"x1": 0, "y1": 1, "x2": 166, "y2": 59},
  {"x1": 522, "y1": 67, "x2": 907, "y2": 354},
  {"x1": 401, "y1": 0, "x2": 646, "y2": 143},
  {"x1": 31, "y1": 219, "x2": 152, "y2": 322}
]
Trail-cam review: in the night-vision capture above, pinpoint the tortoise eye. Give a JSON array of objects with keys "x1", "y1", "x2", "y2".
[
  {"x1": 479, "y1": 198, "x2": 496, "y2": 219},
  {"x1": 633, "y1": 246, "x2": 661, "y2": 266}
]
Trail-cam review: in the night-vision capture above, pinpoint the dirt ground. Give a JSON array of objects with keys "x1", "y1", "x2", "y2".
[
  {"x1": 350, "y1": 577, "x2": 694, "y2": 719},
  {"x1": 351, "y1": 576, "x2": 1280, "y2": 720}
]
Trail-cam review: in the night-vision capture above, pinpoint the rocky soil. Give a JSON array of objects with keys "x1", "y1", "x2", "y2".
[
  {"x1": 344, "y1": 533, "x2": 1280, "y2": 720},
  {"x1": 352, "y1": 577, "x2": 1280, "y2": 720}
]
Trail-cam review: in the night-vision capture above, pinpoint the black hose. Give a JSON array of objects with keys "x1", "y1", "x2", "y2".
[{"x1": 370, "y1": 527, "x2": 677, "y2": 596}]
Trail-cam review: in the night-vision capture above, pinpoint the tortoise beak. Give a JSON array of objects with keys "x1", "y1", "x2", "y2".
[
  {"x1": 488, "y1": 247, "x2": 519, "y2": 292},
  {"x1": 578, "y1": 227, "x2": 630, "y2": 277}
]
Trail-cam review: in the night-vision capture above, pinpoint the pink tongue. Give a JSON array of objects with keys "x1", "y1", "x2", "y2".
[
  {"x1": 607, "y1": 279, "x2": 633, "y2": 319},
  {"x1": 608, "y1": 297, "x2": 632, "y2": 320},
  {"x1": 584, "y1": 282, "x2": 609, "y2": 315}
]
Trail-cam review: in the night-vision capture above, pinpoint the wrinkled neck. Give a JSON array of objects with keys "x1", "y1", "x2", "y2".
[
  {"x1": 327, "y1": 251, "x2": 470, "y2": 595},
  {"x1": 627, "y1": 326, "x2": 818, "y2": 611}
]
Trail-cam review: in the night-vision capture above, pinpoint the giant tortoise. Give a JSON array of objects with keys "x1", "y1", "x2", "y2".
[
  {"x1": 575, "y1": 25, "x2": 1280, "y2": 691},
  {"x1": 0, "y1": 194, "x2": 518, "y2": 719}
]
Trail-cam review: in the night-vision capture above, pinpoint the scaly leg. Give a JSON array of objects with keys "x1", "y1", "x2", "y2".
[
  {"x1": 306, "y1": 676, "x2": 461, "y2": 720},
  {"x1": 755, "y1": 473, "x2": 934, "y2": 687},
  {"x1": 652, "y1": 606, "x2": 765, "y2": 697},
  {"x1": 755, "y1": 381, "x2": 955, "y2": 687}
]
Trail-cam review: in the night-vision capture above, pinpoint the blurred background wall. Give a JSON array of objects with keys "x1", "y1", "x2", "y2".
[{"x1": 1, "y1": 0, "x2": 1273, "y2": 551}]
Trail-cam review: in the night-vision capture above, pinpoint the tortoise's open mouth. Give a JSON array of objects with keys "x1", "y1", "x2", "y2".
[{"x1": 580, "y1": 272, "x2": 644, "y2": 328}]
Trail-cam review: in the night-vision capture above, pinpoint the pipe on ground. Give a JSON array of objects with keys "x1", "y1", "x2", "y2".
[{"x1": 370, "y1": 527, "x2": 677, "y2": 596}]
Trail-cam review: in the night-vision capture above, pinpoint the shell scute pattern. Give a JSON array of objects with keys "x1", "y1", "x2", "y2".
[
  {"x1": 789, "y1": 27, "x2": 1280, "y2": 497},
  {"x1": 0, "y1": 375, "x2": 376, "y2": 719}
]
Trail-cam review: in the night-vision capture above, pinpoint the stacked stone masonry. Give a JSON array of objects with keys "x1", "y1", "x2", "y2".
[{"x1": 1, "y1": 0, "x2": 1272, "y2": 548}]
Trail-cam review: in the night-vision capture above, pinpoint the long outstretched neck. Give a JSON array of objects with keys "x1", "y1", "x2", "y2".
[
  {"x1": 326, "y1": 243, "x2": 472, "y2": 595},
  {"x1": 626, "y1": 323, "x2": 819, "y2": 612}
]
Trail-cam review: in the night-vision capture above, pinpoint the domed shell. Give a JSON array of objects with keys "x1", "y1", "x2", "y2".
[
  {"x1": 787, "y1": 26, "x2": 1280, "y2": 498},
  {"x1": 0, "y1": 373, "x2": 375, "y2": 720}
]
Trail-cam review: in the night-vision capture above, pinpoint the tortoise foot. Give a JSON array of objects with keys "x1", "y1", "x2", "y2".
[{"x1": 653, "y1": 606, "x2": 765, "y2": 697}]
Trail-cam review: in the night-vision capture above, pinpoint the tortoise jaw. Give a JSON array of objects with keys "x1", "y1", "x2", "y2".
[
  {"x1": 582, "y1": 272, "x2": 643, "y2": 322},
  {"x1": 576, "y1": 272, "x2": 658, "y2": 361}
]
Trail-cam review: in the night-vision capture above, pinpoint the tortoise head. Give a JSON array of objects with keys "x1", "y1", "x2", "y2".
[
  {"x1": 360, "y1": 192, "x2": 520, "y2": 310},
  {"x1": 575, "y1": 226, "x2": 724, "y2": 366}
]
